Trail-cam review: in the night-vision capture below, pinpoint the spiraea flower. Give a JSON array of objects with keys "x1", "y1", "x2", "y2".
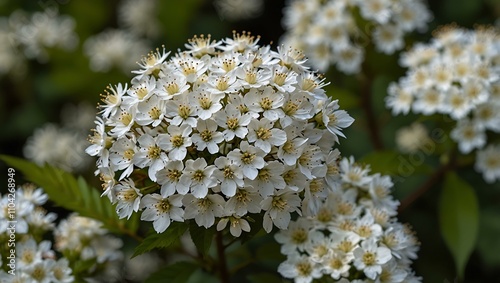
[
  {"x1": 395, "y1": 122, "x2": 431, "y2": 153},
  {"x1": 87, "y1": 32, "x2": 354, "y2": 235},
  {"x1": 275, "y1": 157, "x2": 420, "y2": 283},
  {"x1": 10, "y1": 8, "x2": 78, "y2": 63},
  {"x1": 386, "y1": 25, "x2": 500, "y2": 182},
  {"x1": 83, "y1": 29, "x2": 150, "y2": 73},
  {"x1": 280, "y1": 0, "x2": 432, "y2": 73},
  {"x1": 214, "y1": 0, "x2": 264, "y2": 21}
]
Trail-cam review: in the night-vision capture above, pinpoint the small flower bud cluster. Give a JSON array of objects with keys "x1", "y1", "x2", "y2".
[
  {"x1": 87, "y1": 32, "x2": 354, "y2": 235},
  {"x1": 281, "y1": 0, "x2": 432, "y2": 73},
  {"x1": 275, "y1": 157, "x2": 421, "y2": 283},
  {"x1": 386, "y1": 25, "x2": 500, "y2": 183}
]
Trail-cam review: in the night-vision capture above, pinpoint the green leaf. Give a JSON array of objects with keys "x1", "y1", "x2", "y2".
[
  {"x1": 189, "y1": 220, "x2": 215, "y2": 256},
  {"x1": 145, "y1": 261, "x2": 198, "y2": 283},
  {"x1": 439, "y1": 172, "x2": 479, "y2": 279},
  {"x1": 247, "y1": 272, "x2": 284, "y2": 283},
  {"x1": 132, "y1": 222, "x2": 188, "y2": 258},
  {"x1": 0, "y1": 155, "x2": 138, "y2": 236}
]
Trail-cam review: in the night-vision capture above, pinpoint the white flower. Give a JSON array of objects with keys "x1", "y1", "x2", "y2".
[
  {"x1": 247, "y1": 118, "x2": 287, "y2": 153},
  {"x1": 451, "y1": 119, "x2": 486, "y2": 154},
  {"x1": 275, "y1": 218, "x2": 315, "y2": 255},
  {"x1": 277, "y1": 254, "x2": 322, "y2": 283},
  {"x1": 373, "y1": 25, "x2": 404, "y2": 54},
  {"x1": 114, "y1": 179, "x2": 142, "y2": 219},
  {"x1": 99, "y1": 83, "x2": 127, "y2": 119},
  {"x1": 475, "y1": 144, "x2": 500, "y2": 183},
  {"x1": 214, "y1": 103, "x2": 252, "y2": 141},
  {"x1": 395, "y1": 123, "x2": 430, "y2": 154},
  {"x1": 118, "y1": 0, "x2": 160, "y2": 38},
  {"x1": 353, "y1": 238, "x2": 392, "y2": 280},
  {"x1": 261, "y1": 189, "x2": 302, "y2": 232},
  {"x1": 156, "y1": 160, "x2": 189, "y2": 196},
  {"x1": 191, "y1": 119, "x2": 224, "y2": 154},
  {"x1": 158, "y1": 124, "x2": 192, "y2": 161},
  {"x1": 213, "y1": 157, "x2": 244, "y2": 197},
  {"x1": 227, "y1": 141, "x2": 266, "y2": 180},
  {"x1": 244, "y1": 86, "x2": 285, "y2": 121},
  {"x1": 321, "y1": 99, "x2": 355, "y2": 139},
  {"x1": 216, "y1": 216, "x2": 251, "y2": 237},
  {"x1": 136, "y1": 95, "x2": 167, "y2": 127},
  {"x1": 140, "y1": 194, "x2": 184, "y2": 233},
  {"x1": 84, "y1": 29, "x2": 149, "y2": 73},
  {"x1": 179, "y1": 158, "x2": 217, "y2": 198},
  {"x1": 51, "y1": 258, "x2": 74, "y2": 283},
  {"x1": 225, "y1": 186, "x2": 263, "y2": 216},
  {"x1": 133, "y1": 134, "x2": 168, "y2": 181},
  {"x1": 155, "y1": 72, "x2": 189, "y2": 99},
  {"x1": 214, "y1": 0, "x2": 263, "y2": 21},
  {"x1": 250, "y1": 161, "x2": 286, "y2": 197},
  {"x1": 109, "y1": 136, "x2": 137, "y2": 180},
  {"x1": 183, "y1": 194, "x2": 225, "y2": 228}
]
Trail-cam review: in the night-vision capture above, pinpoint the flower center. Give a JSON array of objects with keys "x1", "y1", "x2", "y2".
[
  {"x1": 165, "y1": 82, "x2": 179, "y2": 95},
  {"x1": 291, "y1": 228, "x2": 308, "y2": 244},
  {"x1": 193, "y1": 170, "x2": 205, "y2": 182},
  {"x1": 257, "y1": 168, "x2": 271, "y2": 182},
  {"x1": 256, "y1": 127, "x2": 272, "y2": 140},
  {"x1": 171, "y1": 135, "x2": 185, "y2": 148},
  {"x1": 149, "y1": 107, "x2": 162, "y2": 120},
  {"x1": 296, "y1": 261, "x2": 312, "y2": 277},
  {"x1": 241, "y1": 152, "x2": 256, "y2": 164},
  {"x1": 120, "y1": 112, "x2": 133, "y2": 126},
  {"x1": 200, "y1": 130, "x2": 213, "y2": 142},
  {"x1": 316, "y1": 208, "x2": 332, "y2": 223},
  {"x1": 226, "y1": 117, "x2": 239, "y2": 130},
  {"x1": 223, "y1": 166, "x2": 234, "y2": 179},
  {"x1": 147, "y1": 146, "x2": 161, "y2": 159},
  {"x1": 283, "y1": 101, "x2": 299, "y2": 116},
  {"x1": 271, "y1": 196, "x2": 287, "y2": 210},
  {"x1": 135, "y1": 87, "x2": 149, "y2": 99},
  {"x1": 155, "y1": 199, "x2": 171, "y2": 213},
  {"x1": 167, "y1": 169, "x2": 182, "y2": 182},
  {"x1": 178, "y1": 105, "x2": 191, "y2": 119},
  {"x1": 362, "y1": 252, "x2": 376, "y2": 266}
]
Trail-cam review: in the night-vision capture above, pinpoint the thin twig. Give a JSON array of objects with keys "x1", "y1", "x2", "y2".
[
  {"x1": 398, "y1": 152, "x2": 457, "y2": 212},
  {"x1": 359, "y1": 73, "x2": 384, "y2": 150},
  {"x1": 216, "y1": 231, "x2": 230, "y2": 283}
]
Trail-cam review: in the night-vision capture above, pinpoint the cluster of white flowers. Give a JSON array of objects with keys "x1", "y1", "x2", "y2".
[
  {"x1": 87, "y1": 32, "x2": 354, "y2": 236},
  {"x1": 395, "y1": 122, "x2": 431, "y2": 154},
  {"x1": 84, "y1": 29, "x2": 150, "y2": 73},
  {"x1": 280, "y1": 0, "x2": 432, "y2": 73},
  {"x1": 8, "y1": 8, "x2": 78, "y2": 63},
  {"x1": 24, "y1": 103, "x2": 96, "y2": 173},
  {"x1": 214, "y1": 0, "x2": 264, "y2": 21},
  {"x1": 118, "y1": 0, "x2": 160, "y2": 38},
  {"x1": 386, "y1": 25, "x2": 500, "y2": 183},
  {"x1": 54, "y1": 213, "x2": 124, "y2": 281},
  {"x1": 0, "y1": 184, "x2": 127, "y2": 283},
  {"x1": 275, "y1": 157, "x2": 421, "y2": 283}
]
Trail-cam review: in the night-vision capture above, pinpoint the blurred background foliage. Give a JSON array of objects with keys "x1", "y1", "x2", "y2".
[{"x1": 1, "y1": 0, "x2": 500, "y2": 282}]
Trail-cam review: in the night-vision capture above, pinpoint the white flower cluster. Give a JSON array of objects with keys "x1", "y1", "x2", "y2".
[
  {"x1": 84, "y1": 29, "x2": 150, "y2": 73},
  {"x1": 275, "y1": 157, "x2": 421, "y2": 283},
  {"x1": 214, "y1": 0, "x2": 264, "y2": 21},
  {"x1": 118, "y1": 0, "x2": 160, "y2": 38},
  {"x1": 54, "y1": 213, "x2": 124, "y2": 280},
  {"x1": 0, "y1": 185, "x2": 125, "y2": 283},
  {"x1": 87, "y1": 32, "x2": 354, "y2": 236},
  {"x1": 8, "y1": 8, "x2": 78, "y2": 63},
  {"x1": 24, "y1": 103, "x2": 96, "y2": 173},
  {"x1": 281, "y1": 0, "x2": 432, "y2": 73},
  {"x1": 386, "y1": 26, "x2": 500, "y2": 183}
]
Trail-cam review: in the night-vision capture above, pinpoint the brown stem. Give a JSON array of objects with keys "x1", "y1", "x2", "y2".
[
  {"x1": 360, "y1": 74, "x2": 384, "y2": 150},
  {"x1": 216, "y1": 231, "x2": 230, "y2": 283}
]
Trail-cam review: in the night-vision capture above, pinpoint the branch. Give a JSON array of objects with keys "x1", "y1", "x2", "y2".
[
  {"x1": 216, "y1": 231, "x2": 230, "y2": 283},
  {"x1": 359, "y1": 73, "x2": 384, "y2": 150},
  {"x1": 398, "y1": 152, "x2": 457, "y2": 212}
]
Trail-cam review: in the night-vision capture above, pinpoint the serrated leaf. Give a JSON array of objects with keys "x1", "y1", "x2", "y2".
[
  {"x1": 247, "y1": 272, "x2": 284, "y2": 283},
  {"x1": 132, "y1": 222, "x2": 188, "y2": 258},
  {"x1": 189, "y1": 221, "x2": 215, "y2": 256},
  {"x1": 439, "y1": 172, "x2": 479, "y2": 279},
  {"x1": 0, "y1": 155, "x2": 138, "y2": 236},
  {"x1": 145, "y1": 261, "x2": 198, "y2": 283}
]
